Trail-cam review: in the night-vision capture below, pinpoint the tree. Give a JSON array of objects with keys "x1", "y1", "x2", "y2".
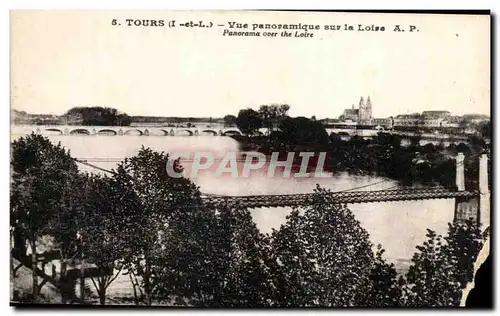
[
  {"x1": 258, "y1": 104, "x2": 290, "y2": 136},
  {"x1": 114, "y1": 147, "x2": 219, "y2": 306},
  {"x1": 365, "y1": 245, "x2": 403, "y2": 307},
  {"x1": 236, "y1": 108, "x2": 262, "y2": 136},
  {"x1": 11, "y1": 134, "x2": 79, "y2": 297},
  {"x1": 258, "y1": 105, "x2": 273, "y2": 135},
  {"x1": 50, "y1": 173, "x2": 92, "y2": 303},
  {"x1": 276, "y1": 104, "x2": 290, "y2": 127},
  {"x1": 77, "y1": 174, "x2": 138, "y2": 305},
  {"x1": 115, "y1": 147, "x2": 278, "y2": 307},
  {"x1": 150, "y1": 200, "x2": 220, "y2": 306},
  {"x1": 479, "y1": 121, "x2": 491, "y2": 139},
  {"x1": 66, "y1": 106, "x2": 132, "y2": 126},
  {"x1": 270, "y1": 185, "x2": 375, "y2": 307},
  {"x1": 208, "y1": 206, "x2": 275, "y2": 307},
  {"x1": 223, "y1": 115, "x2": 237, "y2": 127},
  {"x1": 404, "y1": 220, "x2": 486, "y2": 307},
  {"x1": 50, "y1": 171, "x2": 141, "y2": 305},
  {"x1": 279, "y1": 116, "x2": 329, "y2": 149},
  {"x1": 117, "y1": 113, "x2": 132, "y2": 126}
]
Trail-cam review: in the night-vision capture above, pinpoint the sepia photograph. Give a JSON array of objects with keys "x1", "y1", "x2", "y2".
[{"x1": 9, "y1": 10, "x2": 491, "y2": 307}]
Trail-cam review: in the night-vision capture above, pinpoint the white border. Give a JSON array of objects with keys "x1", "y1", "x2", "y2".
[{"x1": 2, "y1": 1, "x2": 497, "y2": 315}]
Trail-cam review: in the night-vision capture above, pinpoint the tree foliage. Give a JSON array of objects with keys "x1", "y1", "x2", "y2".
[
  {"x1": 279, "y1": 116, "x2": 329, "y2": 148},
  {"x1": 223, "y1": 115, "x2": 237, "y2": 127},
  {"x1": 236, "y1": 108, "x2": 262, "y2": 136},
  {"x1": 258, "y1": 104, "x2": 290, "y2": 135},
  {"x1": 270, "y1": 186, "x2": 376, "y2": 307},
  {"x1": 365, "y1": 245, "x2": 403, "y2": 307},
  {"x1": 66, "y1": 106, "x2": 132, "y2": 126},
  {"x1": 479, "y1": 121, "x2": 491, "y2": 139},
  {"x1": 208, "y1": 206, "x2": 275, "y2": 307},
  {"x1": 403, "y1": 220, "x2": 486, "y2": 307},
  {"x1": 11, "y1": 134, "x2": 79, "y2": 296},
  {"x1": 113, "y1": 147, "x2": 220, "y2": 306},
  {"x1": 11, "y1": 134, "x2": 79, "y2": 237},
  {"x1": 79, "y1": 174, "x2": 138, "y2": 305}
]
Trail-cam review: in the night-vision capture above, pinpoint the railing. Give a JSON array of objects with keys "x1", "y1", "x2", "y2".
[{"x1": 202, "y1": 188, "x2": 479, "y2": 208}]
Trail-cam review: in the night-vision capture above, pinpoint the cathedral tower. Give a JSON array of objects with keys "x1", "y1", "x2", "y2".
[
  {"x1": 359, "y1": 96, "x2": 365, "y2": 110},
  {"x1": 366, "y1": 96, "x2": 373, "y2": 122},
  {"x1": 358, "y1": 96, "x2": 373, "y2": 125}
]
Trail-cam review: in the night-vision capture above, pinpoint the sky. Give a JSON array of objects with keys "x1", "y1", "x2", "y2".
[{"x1": 10, "y1": 11, "x2": 490, "y2": 119}]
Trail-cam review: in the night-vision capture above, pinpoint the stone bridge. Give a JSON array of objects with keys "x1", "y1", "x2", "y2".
[
  {"x1": 326, "y1": 128, "x2": 470, "y2": 146},
  {"x1": 11, "y1": 125, "x2": 244, "y2": 137},
  {"x1": 326, "y1": 128, "x2": 469, "y2": 140},
  {"x1": 11, "y1": 125, "x2": 472, "y2": 147}
]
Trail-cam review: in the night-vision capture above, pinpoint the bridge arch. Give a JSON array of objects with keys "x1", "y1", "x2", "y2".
[
  {"x1": 177, "y1": 129, "x2": 194, "y2": 136},
  {"x1": 45, "y1": 128, "x2": 63, "y2": 135},
  {"x1": 124, "y1": 129, "x2": 143, "y2": 136},
  {"x1": 70, "y1": 129, "x2": 90, "y2": 135},
  {"x1": 97, "y1": 129, "x2": 117, "y2": 136},
  {"x1": 150, "y1": 129, "x2": 168, "y2": 136},
  {"x1": 222, "y1": 130, "x2": 242, "y2": 136},
  {"x1": 201, "y1": 129, "x2": 218, "y2": 136}
]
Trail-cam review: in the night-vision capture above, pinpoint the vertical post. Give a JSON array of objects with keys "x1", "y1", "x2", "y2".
[
  {"x1": 456, "y1": 153, "x2": 465, "y2": 191},
  {"x1": 479, "y1": 154, "x2": 490, "y2": 231},
  {"x1": 80, "y1": 258, "x2": 85, "y2": 303},
  {"x1": 31, "y1": 236, "x2": 38, "y2": 297}
]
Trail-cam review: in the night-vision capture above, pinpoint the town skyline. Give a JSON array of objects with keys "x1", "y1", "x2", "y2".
[{"x1": 11, "y1": 102, "x2": 490, "y2": 121}]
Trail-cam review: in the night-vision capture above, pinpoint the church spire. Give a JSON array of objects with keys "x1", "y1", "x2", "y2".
[{"x1": 359, "y1": 96, "x2": 365, "y2": 108}]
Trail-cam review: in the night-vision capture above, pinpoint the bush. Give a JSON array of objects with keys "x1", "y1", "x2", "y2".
[{"x1": 403, "y1": 220, "x2": 486, "y2": 307}]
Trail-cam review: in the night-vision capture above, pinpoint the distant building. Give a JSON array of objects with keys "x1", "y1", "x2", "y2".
[
  {"x1": 372, "y1": 117, "x2": 394, "y2": 128},
  {"x1": 418, "y1": 110, "x2": 451, "y2": 128},
  {"x1": 421, "y1": 111, "x2": 451, "y2": 119},
  {"x1": 320, "y1": 118, "x2": 341, "y2": 125},
  {"x1": 441, "y1": 115, "x2": 462, "y2": 128},
  {"x1": 393, "y1": 113, "x2": 422, "y2": 127},
  {"x1": 339, "y1": 105, "x2": 359, "y2": 122},
  {"x1": 462, "y1": 114, "x2": 490, "y2": 124},
  {"x1": 338, "y1": 96, "x2": 373, "y2": 125},
  {"x1": 421, "y1": 118, "x2": 444, "y2": 128}
]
